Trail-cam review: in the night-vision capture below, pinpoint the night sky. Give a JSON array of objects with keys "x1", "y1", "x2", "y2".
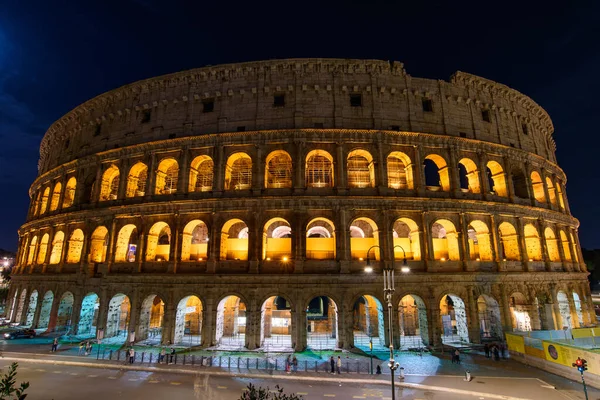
[{"x1": 0, "y1": 1, "x2": 598, "y2": 251}]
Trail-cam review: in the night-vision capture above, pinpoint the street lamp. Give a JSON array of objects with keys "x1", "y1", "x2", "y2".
[{"x1": 364, "y1": 245, "x2": 409, "y2": 400}]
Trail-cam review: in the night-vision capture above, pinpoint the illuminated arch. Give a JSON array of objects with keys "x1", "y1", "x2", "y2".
[
  {"x1": 306, "y1": 296, "x2": 339, "y2": 349},
  {"x1": 424, "y1": 154, "x2": 450, "y2": 191},
  {"x1": 260, "y1": 296, "x2": 293, "y2": 349},
  {"x1": 155, "y1": 158, "x2": 179, "y2": 194},
  {"x1": 189, "y1": 155, "x2": 214, "y2": 192},
  {"x1": 99, "y1": 165, "x2": 120, "y2": 201},
  {"x1": 262, "y1": 218, "x2": 291, "y2": 260},
  {"x1": 224, "y1": 152, "x2": 252, "y2": 190},
  {"x1": 530, "y1": 171, "x2": 545, "y2": 203},
  {"x1": 387, "y1": 151, "x2": 414, "y2": 189},
  {"x1": 393, "y1": 218, "x2": 421, "y2": 260},
  {"x1": 347, "y1": 149, "x2": 375, "y2": 188},
  {"x1": 467, "y1": 220, "x2": 493, "y2": 261},
  {"x1": 559, "y1": 231, "x2": 572, "y2": 262},
  {"x1": 89, "y1": 226, "x2": 109, "y2": 263},
  {"x1": 146, "y1": 222, "x2": 171, "y2": 261},
  {"x1": 546, "y1": 177, "x2": 557, "y2": 206},
  {"x1": 556, "y1": 180, "x2": 566, "y2": 210},
  {"x1": 265, "y1": 151, "x2": 292, "y2": 189},
  {"x1": 509, "y1": 292, "x2": 532, "y2": 331},
  {"x1": 477, "y1": 294, "x2": 503, "y2": 340},
  {"x1": 486, "y1": 161, "x2": 507, "y2": 197},
  {"x1": 181, "y1": 220, "x2": 208, "y2": 261},
  {"x1": 174, "y1": 295, "x2": 203, "y2": 345},
  {"x1": 126, "y1": 162, "x2": 148, "y2": 197},
  {"x1": 350, "y1": 217, "x2": 379, "y2": 260},
  {"x1": 512, "y1": 168, "x2": 529, "y2": 199},
  {"x1": 66, "y1": 229, "x2": 84, "y2": 263},
  {"x1": 431, "y1": 219, "x2": 460, "y2": 260},
  {"x1": 353, "y1": 295, "x2": 386, "y2": 349},
  {"x1": 544, "y1": 227, "x2": 560, "y2": 262},
  {"x1": 37, "y1": 233, "x2": 49, "y2": 264},
  {"x1": 115, "y1": 224, "x2": 138, "y2": 262},
  {"x1": 62, "y1": 177, "x2": 76, "y2": 208},
  {"x1": 498, "y1": 222, "x2": 520, "y2": 261},
  {"x1": 49, "y1": 231, "x2": 65, "y2": 264},
  {"x1": 27, "y1": 236, "x2": 38, "y2": 266},
  {"x1": 570, "y1": 232, "x2": 579, "y2": 263},
  {"x1": 39, "y1": 187, "x2": 50, "y2": 215},
  {"x1": 221, "y1": 219, "x2": 248, "y2": 260},
  {"x1": 306, "y1": 150, "x2": 334, "y2": 188},
  {"x1": 557, "y1": 291, "x2": 572, "y2": 329},
  {"x1": 215, "y1": 295, "x2": 246, "y2": 348},
  {"x1": 440, "y1": 294, "x2": 469, "y2": 343},
  {"x1": 138, "y1": 294, "x2": 165, "y2": 341},
  {"x1": 524, "y1": 224, "x2": 542, "y2": 261},
  {"x1": 49, "y1": 182, "x2": 62, "y2": 211},
  {"x1": 306, "y1": 217, "x2": 336, "y2": 260},
  {"x1": 398, "y1": 294, "x2": 429, "y2": 348},
  {"x1": 458, "y1": 158, "x2": 481, "y2": 193}
]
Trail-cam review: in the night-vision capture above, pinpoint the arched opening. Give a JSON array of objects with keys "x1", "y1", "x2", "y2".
[
  {"x1": 477, "y1": 295, "x2": 503, "y2": 340},
  {"x1": 440, "y1": 294, "x2": 469, "y2": 344},
  {"x1": 512, "y1": 169, "x2": 529, "y2": 199},
  {"x1": 224, "y1": 152, "x2": 252, "y2": 190},
  {"x1": 556, "y1": 181, "x2": 566, "y2": 210},
  {"x1": 137, "y1": 294, "x2": 165, "y2": 343},
  {"x1": 544, "y1": 227, "x2": 561, "y2": 262},
  {"x1": 25, "y1": 291, "x2": 38, "y2": 327},
  {"x1": 114, "y1": 224, "x2": 138, "y2": 263},
  {"x1": 38, "y1": 291, "x2": 53, "y2": 329},
  {"x1": 62, "y1": 177, "x2": 76, "y2": 208},
  {"x1": 350, "y1": 218, "x2": 379, "y2": 260},
  {"x1": 106, "y1": 294, "x2": 131, "y2": 340},
  {"x1": 387, "y1": 151, "x2": 413, "y2": 189},
  {"x1": 573, "y1": 292, "x2": 583, "y2": 327},
  {"x1": 189, "y1": 156, "x2": 214, "y2": 192},
  {"x1": 89, "y1": 226, "x2": 109, "y2": 263},
  {"x1": 265, "y1": 151, "x2": 292, "y2": 189},
  {"x1": 260, "y1": 296, "x2": 292, "y2": 350},
  {"x1": 486, "y1": 161, "x2": 507, "y2": 197},
  {"x1": 77, "y1": 292, "x2": 99, "y2": 337},
  {"x1": 49, "y1": 182, "x2": 62, "y2": 211},
  {"x1": 145, "y1": 222, "x2": 171, "y2": 262},
  {"x1": 20, "y1": 237, "x2": 29, "y2": 267},
  {"x1": 306, "y1": 296, "x2": 338, "y2": 350},
  {"x1": 560, "y1": 231, "x2": 572, "y2": 262},
  {"x1": 353, "y1": 295, "x2": 385, "y2": 351},
  {"x1": 181, "y1": 220, "x2": 208, "y2": 261},
  {"x1": 398, "y1": 295, "x2": 428, "y2": 349},
  {"x1": 175, "y1": 295, "x2": 203, "y2": 345},
  {"x1": 39, "y1": 187, "x2": 50, "y2": 215},
  {"x1": 524, "y1": 224, "x2": 542, "y2": 261},
  {"x1": 27, "y1": 236, "x2": 38, "y2": 266},
  {"x1": 498, "y1": 222, "x2": 520, "y2": 261},
  {"x1": 220, "y1": 219, "x2": 248, "y2": 260},
  {"x1": 56, "y1": 292, "x2": 74, "y2": 333},
  {"x1": 546, "y1": 177, "x2": 557, "y2": 206},
  {"x1": 431, "y1": 220, "x2": 460, "y2": 261},
  {"x1": 424, "y1": 154, "x2": 450, "y2": 191},
  {"x1": 15, "y1": 289, "x2": 27, "y2": 324},
  {"x1": 467, "y1": 220, "x2": 493, "y2": 261},
  {"x1": 99, "y1": 165, "x2": 120, "y2": 201},
  {"x1": 154, "y1": 158, "x2": 179, "y2": 195},
  {"x1": 66, "y1": 229, "x2": 84, "y2": 263},
  {"x1": 306, "y1": 218, "x2": 336, "y2": 260},
  {"x1": 458, "y1": 158, "x2": 481, "y2": 193},
  {"x1": 49, "y1": 231, "x2": 65, "y2": 264},
  {"x1": 570, "y1": 233, "x2": 580, "y2": 263},
  {"x1": 393, "y1": 218, "x2": 421, "y2": 260},
  {"x1": 557, "y1": 291, "x2": 572, "y2": 329},
  {"x1": 530, "y1": 171, "x2": 545, "y2": 203},
  {"x1": 347, "y1": 149, "x2": 375, "y2": 188},
  {"x1": 509, "y1": 293, "x2": 532, "y2": 331},
  {"x1": 33, "y1": 192, "x2": 41, "y2": 216},
  {"x1": 216, "y1": 295, "x2": 246, "y2": 349},
  {"x1": 262, "y1": 218, "x2": 292, "y2": 261},
  {"x1": 126, "y1": 162, "x2": 148, "y2": 197},
  {"x1": 37, "y1": 234, "x2": 49, "y2": 264},
  {"x1": 306, "y1": 150, "x2": 334, "y2": 188}
]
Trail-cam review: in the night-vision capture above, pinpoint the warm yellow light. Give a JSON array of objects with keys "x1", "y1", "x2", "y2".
[
  {"x1": 359, "y1": 257, "x2": 363, "y2": 261},
  {"x1": 476, "y1": 258, "x2": 480, "y2": 261},
  {"x1": 529, "y1": 259, "x2": 533, "y2": 262},
  {"x1": 282, "y1": 256, "x2": 288, "y2": 262},
  {"x1": 364, "y1": 266, "x2": 373, "y2": 273},
  {"x1": 266, "y1": 257, "x2": 271, "y2": 261},
  {"x1": 198, "y1": 257, "x2": 203, "y2": 261},
  {"x1": 440, "y1": 257, "x2": 446, "y2": 261}
]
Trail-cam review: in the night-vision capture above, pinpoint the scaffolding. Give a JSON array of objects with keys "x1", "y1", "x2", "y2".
[
  {"x1": 266, "y1": 153, "x2": 292, "y2": 188},
  {"x1": 306, "y1": 154, "x2": 333, "y2": 188}
]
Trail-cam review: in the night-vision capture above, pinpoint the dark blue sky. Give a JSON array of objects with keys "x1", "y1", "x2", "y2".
[{"x1": 0, "y1": 0, "x2": 598, "y2": 251}]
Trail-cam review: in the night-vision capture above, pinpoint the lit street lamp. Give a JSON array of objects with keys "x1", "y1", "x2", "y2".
[{"x1": 365, "y1": 245, "x2": 409, "y2": 400}]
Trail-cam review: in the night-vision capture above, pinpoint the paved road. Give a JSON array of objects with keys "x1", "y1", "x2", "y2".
[{"x1": 1, "y1": 360, "x2": 474, "y2": 400}]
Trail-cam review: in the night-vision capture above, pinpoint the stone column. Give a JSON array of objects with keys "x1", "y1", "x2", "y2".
[
  {"x1": 177, "y1": 148, "x2": 189, "y2": 194},
  {"x1": 253, "y1": 146, "x2": 264, "y2": 194},
  {"x1": 117, "y1": 159, "x2": 128, "y2": 200},
  {"x1": 201, "y1": 296, "x2": 215, "y2": 348},
  {"x1": 295, "y1": 308, "x2": 307, "y2": 351},
  {"x1": 213, "y1": 146, "x2": 225, "y2": 196},
  {"x1": 70, "y1": 294, "x2": 83, "y2": 335},
  {"x1": 129, "y1": 289, "x2": 141, "y2": 342},
  {"x1": 428, "y1": 296, "x2": 442, "y2": 348},
  {"x1": 499, "y1": 285, "x2": 513, "y2": 332},
  {"x1": 31, "y1": 296, "x2": 43, "y2": 329},
  {"x1": 207, "y1": 220, "x2": 219, "y2": 274},
  {"x1": 106, "y1": 219, "x2": 118, "y2": 271},
  {"x1": 338, "y1": 208, "x2": 350, "y2": 273},
  {"x1": 466, "y1": 287, "x2": 479, "y2": 343},
  {"x1": 515, "y1": 218, "x2": 529, "y2": 271},
  {"x1": 447, "y1": 147, "x2": 461, "y2": 196},
  {"x1": 503, "y1": 157, "x2": 515, "y2": 202},
  {"x1": 414, "y1": 146, "x2": 426, "y2": 196},
  {"x1": 335, "y1": 143, "x2": 347, "y2": 194},
  {"x1": 145, "y1": 153, "x2": 157, "y2": 198},
  {"x1": 162, "y1": 297, "x2": 176, "y2": 345},
  {"x1": 293, "y1": 140, "x2": 305, "y2": 194},
  {"x1": 97, "y1": 287, "x2": 109, "y2": 331},
  {"x1": 478, "y1": 152, "x2": 491, "y2": 200},
  {"x1": 47, "y1": 294, "x2": 60, "y2": 332},
  {"x1": 340, "y1": 306, "x2": 354, "y2": 349},
  {"x1": 168, "y1": 216, "x2": 180, "y2": 273},
  {"x1": 19, "y1": 292, "x2": 31, "y2": 325},
  {"x1": 376, "y1": 137, "x2": 386, "y2": 191}
]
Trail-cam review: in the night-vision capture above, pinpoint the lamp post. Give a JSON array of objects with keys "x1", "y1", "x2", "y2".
[{"x1": 365, "y1": 245, "x2": 409, "y2": 400}]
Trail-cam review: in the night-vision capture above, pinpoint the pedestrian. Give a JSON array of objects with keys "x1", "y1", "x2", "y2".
[
  {"x1": 330, "y1": 356, "x2": 335, "y2": 373},
  {"x1": 292, "y1": 356, "x2": 298, "y2": 372},
  {"x1": 376, "y1": 365, "x2": 382, "y2": 374},
  {"x1": 454, "y1": 349, "x2": 460, "y2": 364},
  {"x1": 493, "y1": 346, "x2": 500, "y2": 361},
  {"x1": 170, "y1": 347, "x2": 176, "y2": 364},
  {"x1": 286, "y1": 355, "x2": 291, "y2": 373},
  {"x1": 86, "y1": 341, "x2": 93, "y2": 355},
  {"x1": 484, "y1": 343, "x2": 490, "y2": 358},
  {"x1": 159, "y1": 347, "x2": 166, "y2": 364},
  {"x1": 336, "y1": 356, "x2": 341, "y2": 374},
  {"x1": 500, "y1": 343, "x2": 506, "y2": 359},
  {"x1": 125, "y1": 348, "x2": 131, "y2": 361},
  {"x1": 78, "y1": 341, "x2": 85, "y2": 356},
  {"x1": 51, "y1": 337, "x2": 58, "y2": 353},
  {"x1": 129, "y1": 347, "x2": 135, "y2": 364}
]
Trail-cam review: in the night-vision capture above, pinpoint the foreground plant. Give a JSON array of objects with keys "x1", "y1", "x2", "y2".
[
  {"x1": 0, "y1": 363, "x2": 29, "y2": 400},
  {"x1": 240, "y1": 383, "x2": 303, "y2": 400}
]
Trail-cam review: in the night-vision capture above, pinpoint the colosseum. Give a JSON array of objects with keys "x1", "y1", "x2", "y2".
[{"x1": 6, "y1": 58, "x2": 592, "y2": 352}]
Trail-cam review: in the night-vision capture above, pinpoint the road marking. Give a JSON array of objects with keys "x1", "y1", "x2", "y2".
[
  {"x1": 352, "y1": 397, "x2": 366, "y2": 399},
  {"x1": 217, "y1": 386, "x2": 227, "y2": 389},
  {"x1": 541, "y1": 384, "x2": 555, "y2": 389},
  {"x1": 52, "y1": 371, "x2": 61, "y2": 374},
  {"x1": 148, "y1": 380, "x2": 159, "y2": 384},
  {"x1": 128, "y1": 378, "x2": 137, "y2": 381},
  {"x1": 108, "y1": 376, "x2": 117, "y2": 380},
  {"x1": 170, "y1": 382, "x2": 181, "y2": 385},
  {"x1": 35, "y1": 369, "x2": 45, "y2": 372},
  {"x1": 69, "y1": 373, "x2": 79, "y2": 376},
  {"x1": 88, "y1": 375, "x2": 98, "y2": 378},
  {"x1": 297, "y1": 393, "x2": 308, "y2": 395},
  {"x1": 324, "y1": 395, "x2": 336, "y2": 398}
]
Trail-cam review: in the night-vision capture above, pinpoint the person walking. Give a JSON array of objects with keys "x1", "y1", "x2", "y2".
[
  {"x1": 493, "y1": 346, "x2": 500, "y2": 361},
  {"x1": 292, "y1": 356, "x2": 298, "y2": 372},
  {"x1": 159, "y1": 347, "x2": 166, "y2": 364},
  {"x1": 336, "y1": 356, "x2": 342, "y2": 374},
  {"x1": 129, "y1": 347, "x2": 135, "y2": 364},
  {"x1": 285, "y1": 355, "x2": 291, "y2": 373},
  {"x1": 169, "y1": 347, "x2": 176, "y2": 364},
  {"x1": 330, "y1": 356, "x2": 335, "y2": 373},
  {"x1": 500, "y1": 343, "x2": 506, "y2": 359},
  {"x1": 484, "y1": 343, "x2": 490, "y2": 358},
  {"x1": 51, "y1": 337, "x2": 58, "y2": 353},
  {"x1": 454, "y1": 349, "x2": 460, "y2": 364},
  {"x1": 78, "y1": 341, "x2": 85, "y2": 356}
]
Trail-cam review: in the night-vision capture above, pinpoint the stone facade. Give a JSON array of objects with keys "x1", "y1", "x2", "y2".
[{"x1": 8, "y1": 59, "x2": 591, "y2": 351}]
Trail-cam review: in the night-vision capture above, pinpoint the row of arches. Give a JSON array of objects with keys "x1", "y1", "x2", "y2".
[
  {"x1": 9, "y1": 287, "x2": 588, "y2": 350},
  {"x1": 18, "y1": 215, "x2": 581, "y2": 269},
  {"x1": 30, "y1": 149, "x2": 568, "y2": 217}
]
